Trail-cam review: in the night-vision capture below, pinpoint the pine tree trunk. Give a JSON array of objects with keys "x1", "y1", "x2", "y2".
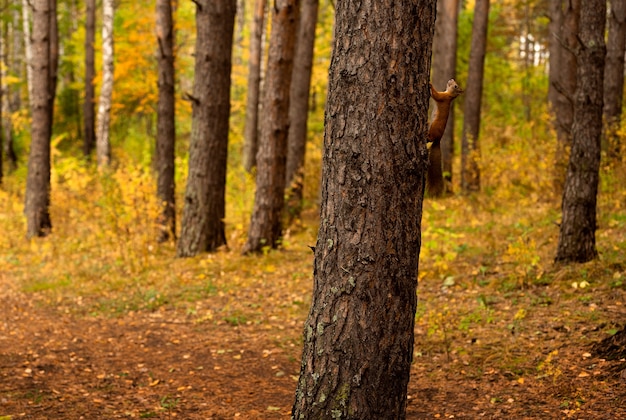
[
  {"x1": 285, "y1": 0, "x2": 319, "y2": 220},
  {"x1": 242, "y1": 0, "x2": 267, "y2": 172},
  {"x1": 603, "y1": 0, "x2": 626, "y2": 158},
  {"x1": 555, "y1": 0, "x2": 605, "y2": 263},
  {"x1": 243, "y1": 0, "x2": 299, "y2": 254},
  {"x1": 552, "y1": 0, "x2": 580, "y2": 193},
  {"x1": 96, "y1": 0, "x2": 114, "y2": 167},
  {"x1": 291, "y1": 0, "x2": 435, "y2": 417},
  {"x1": 176, "y1": 0, "x2": 236, "y2": 257},
  {"x1": 25, "y1": 0, "x2": 53, "y2": 238},
  {"x1": 156, "y1": 0, "x2": 177, "y2": 242},
  {"x1": 431, "y1": 0, "x2": 459, "y2": 196},
  {"x1": 83, "y1": 0, "x2": 96, "y2": 157},
  {"x1": 461, "y1": 0, "x2": 489, "y2": 193}
]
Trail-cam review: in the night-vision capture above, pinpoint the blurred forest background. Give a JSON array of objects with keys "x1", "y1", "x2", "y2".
[{"x1": 0, "y1": 0, "x2": 625, "y2": 418}]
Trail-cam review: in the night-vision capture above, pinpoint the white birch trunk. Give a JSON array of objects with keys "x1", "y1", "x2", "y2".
[{"x1": 96, "y1": 0, "x2": 114, "y2": 167}]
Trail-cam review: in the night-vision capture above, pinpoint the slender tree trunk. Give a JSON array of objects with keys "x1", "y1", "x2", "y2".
[
  {"x1": 0, "y1": 22, "x2": 4, "y2": 185},
  {"x1": 3, "y1": 7, "x2": 20, "y2": 171},
  {"x1": 242, "y1": 0, "x2": 267, "y2": 172},
  {"x1": 547, "y1": 0, "x2": 562, "y2": 122},
  {"x1": 552, "y1": 0, "x2": 579, "y2": 193},
  {"x1": 431, "y1": 0, "x2": 459, "y2": 196},
  {"x1": 83, "y1": 0, "x2": 96, "y2": 157},
  {"x1": 48, "y1": 0, "x2": 58, "y2": 115},
  {"x1": 25, "y1": 0, "x2": 54, "y2": 238},
  {"x1": 285, "y1": 0, "x2": 319, "y2": 221},
  {"x1": 603, "y1": 0, "x2": 626, "y2": 158},
  {"x1": 555, "y1": 0, "x2": 605, "y2": 263},
  {"x1": 292, "y1": 0, "x2": 435, "y2": 417},
  {"x1": 96, "y1": 0, "x2": 114, "y2": 167},
  {"x1": 243, "y1": 0, "x2": 299, "y2": 254},
  {"x1": 22, "y1": 0, "x2": 34, "y2": 103},
  {"x1": 461, "y1": 0, "x2": 489, "y2": 193},
  {"x1": 176, "y1": 0, "x2": 236, "y2": 257},
  {"x1": 156, "y1": 0, "x2": 177, "y2": 242}
]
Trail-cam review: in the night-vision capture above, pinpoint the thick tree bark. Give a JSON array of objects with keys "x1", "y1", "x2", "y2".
[
  {"x1": 243, "y1": 0, "x2": 299, "y2": 254},
  {"x1": 552, "y1": 0, "x2": 580, "y2": 193},
  {"x1": 431, "y1": 0, "x2": 459, "y2": 196},
  {"x1": 156, "y1": 0, "x2": 177, "y2": 242},
  {"x1": 83, "y1": 0, "x2": 96, "y2": 157},
  {"x1": 25, "y1": 0, "x2": 54, "y2": 238},
  {"x1": 291, "y1": 0, "x2": 435, "y2": 418},
  {"x1": 555, "y1": 0, "x2": 605, "y2": 263},
  {"x1": 285, "y1": 0, "x2": 319, "y2": 220},
  {"x1": 603, "y1": 0, "x2": 626, "y2": 158},
  {"x1": 96, "y1": 0, "x2": 114, "y2": 167},
  {"x1": 461, "y1": 0, "x2": 489, "y2": 193},
  {"x1": 242, "y1": 0, "x2": 267, "y2": 172},
  {"x1": 176, "y1": 0, "x2": 236, "y2": 257}
]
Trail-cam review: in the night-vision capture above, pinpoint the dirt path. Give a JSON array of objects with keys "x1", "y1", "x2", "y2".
[{"x1": 2, "y1": 290, "x2": 625, "y2": 419}]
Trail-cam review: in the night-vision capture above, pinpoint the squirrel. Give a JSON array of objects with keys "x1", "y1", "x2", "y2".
[{"x1": 426, "y1": 78, "x2": 463, "y2": 197}]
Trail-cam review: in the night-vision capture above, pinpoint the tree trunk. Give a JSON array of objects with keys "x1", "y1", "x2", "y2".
[
  {"x1": 83, "y1": 0, "x2": 96, "y2": 157},
  {"x1": 242, "y1": 0, "x2": 267, "y2": 172},
  {"x1": 431, "y1": 0, "x2": 459, "y2": 196},
  {"x1": 291, "y1": 0, "x2": 435, "y2": 417},
  {"x1": 603, "y1": 0, "x2": 626, "y2": 158},
  {"x1": 547, "y1": 0, "x2": 562, "y2": 125},
  {"x1": 176, "y1": 0, "x2": 236, "y2": 257},
  {"x1": 555, "y1": 0, "x2": 605, "y2": 264},
  {"x1": 552, "y1": 0, "x2": 580, "y2": 193},
  {"x1": 96, "y1": 0, "x2": 114, "y2": 167},
  {"x1": 285, "y1": 0, "x2": 319, "y2": 221},
  {"x1": 156, "y1": 0, "x2": 177, "y2": 242},
  {"x1": 1, "y1": 16, "x2": 4, "y2": 184},
  {"x1": 461, "y1": 0, "x2": 489, "y2": 193},
  {"x1": 22, "y1": 0, "x2": 34, "y2": 103},
  {"x1": 3, "y1": 6, "x2": 20, "y2": 171},
  {"x1": 25, "y1": 0, "x2": 54, "y2": 238},
  {"x1": 243, "y1": 0, "x2": 299, "y2": 255},
  {"x1": 48, "y1": 0, "x2": 58, "y2": 115}
]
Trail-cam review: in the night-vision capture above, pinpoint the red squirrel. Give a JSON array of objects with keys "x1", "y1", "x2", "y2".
[{"x1": 426, "y1": 79, "x2": 463, "y2": 196}]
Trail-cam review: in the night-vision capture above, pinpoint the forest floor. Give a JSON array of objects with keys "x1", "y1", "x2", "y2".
[{"x1": 1, "y1": 182, "x2": 626, "y2": 419}]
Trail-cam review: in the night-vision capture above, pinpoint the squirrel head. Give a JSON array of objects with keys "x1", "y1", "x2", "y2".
[{"x1": 445, "y1": 79, "x2": 464, "y2": 97}]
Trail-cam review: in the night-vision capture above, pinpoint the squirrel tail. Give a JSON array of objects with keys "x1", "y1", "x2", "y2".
[{"x1": 426, "y1": 141, "x2": 445, "y2": 197}]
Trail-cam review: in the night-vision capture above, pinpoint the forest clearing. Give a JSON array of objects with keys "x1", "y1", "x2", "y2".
[
  {"x1": 1, "y1": 0, "x2": 626, "y2": 418},
  {"x1": 1, "y1": 163, "x2": 625, "y2": 418}
]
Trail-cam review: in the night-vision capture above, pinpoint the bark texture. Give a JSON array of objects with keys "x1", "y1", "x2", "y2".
[
  {"x1": 461, "y1": 0, "x2": 489, "y2": 193},
  {"x1": 555, "y1": 0, "x2": 605, "y2": 263},
  {"x1": 243, "y1": 0, "x2": 299, "y2": 254},
  {"x1": 603, "y1": 0, "x2": 626, "y2": 158},
  {"x1": 25, "y1": 0, "x2": 54, "y2": 238},
  {"x1": 156, "y1": 0, "x2": 177, "y2": 241},
  {"x1": 177, "y1": 0, "x2": 236, "y2": 257},
  {"x1": 285, "y1": 0, "x2": 319, "y2": 220},
  {"x1": 242, "y1": 0, "x2": 267, "y2": 172},
  {"x1": 291, "y1": 0, "x2": 435, "y2": 418},
  {"x1": 96, "y1": 0, "x2": 114, "y2": 167},
  {"x1": 83, "y1": 0, "x2": 96, "y2": 157},
  {"x1": 431, "y1": 0, "x2": 459, "y2": 196},
  {"x1": 552, "y1": 0, "x2": 580, "y2": 192}
]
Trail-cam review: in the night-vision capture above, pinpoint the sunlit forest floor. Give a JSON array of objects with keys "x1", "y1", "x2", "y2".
[{"x1": 1, "y1": 156, "x2": 625, "y2": 419}]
